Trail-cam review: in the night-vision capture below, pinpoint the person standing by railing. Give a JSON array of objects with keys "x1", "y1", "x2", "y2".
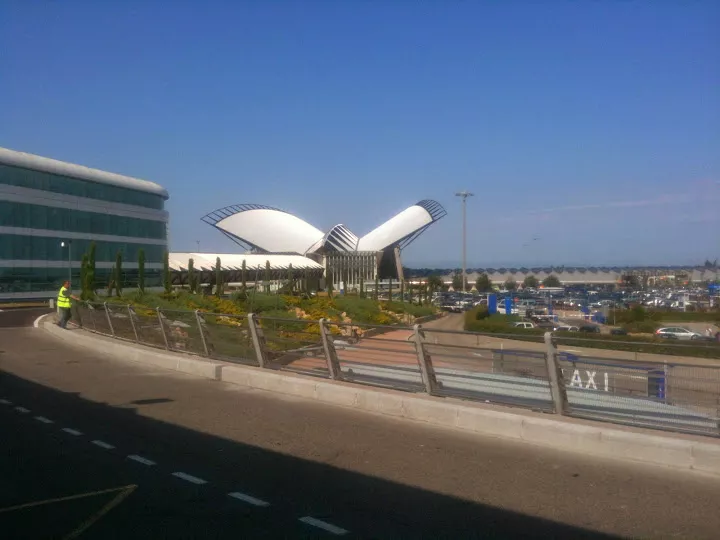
[{"x1": 56, "y1": 280, "x2": 81, "y2": 329}]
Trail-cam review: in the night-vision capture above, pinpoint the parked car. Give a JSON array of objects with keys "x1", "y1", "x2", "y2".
[
  {"x1": 554, "y1": 325, "x2": 579, "y2": 332},
  {"x1": 579, "y1": 325, "x2": 601, "y2": 333},
  {"x1": 511, "y1": 322, "x2": 535, "y2": 329},
  {"x1": 655, "y1": 327, "x2": 702, "y2": 340},
  {"x1": 610, "y1": 328, "x2": 628, "y2": 336}
]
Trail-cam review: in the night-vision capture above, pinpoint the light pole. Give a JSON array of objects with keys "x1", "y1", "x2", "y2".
[
  {"x1": 60, "y1": 240, "x2": 72, "y2": 288},
  {"x1": 455, "y1": 191, "x2": 474, "y2": 293}
]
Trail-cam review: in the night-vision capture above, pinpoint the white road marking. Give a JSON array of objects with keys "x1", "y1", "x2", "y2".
[
  {"x1": 91, "y1": 440, "x2": 115, "y2": 450},
  {"x1": 228, "y1": 492, "x2": 270, "y2": 507},
  {"x1": 33, "y1": 314, "x2": 47, "y2": 328},
  {"x1": 34, "y1": 416, "x2": 54, "y2": 424},
  {"x1": 14, "y1": 406, "x2": 30, "y2": 413},
  {"x1": 0, "y1": 399, "x2": 12, "y2": 405},
  {"x1": 127, "y1": 454, "x2": 155, "y2": 466},
  {"x1": 62, "y1": 428, "x2": 82, "y2": 436},
  {"x1": 299, "y1": 517, "x2": 349, "y2": 535},
  {"x1": 171, "y1": 472, "x2": 207, "y2": 485}
]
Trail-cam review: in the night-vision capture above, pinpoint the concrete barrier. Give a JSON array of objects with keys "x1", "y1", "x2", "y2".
[{"x1": 42, "y1": 319, "x2": 720, "y2": 476}]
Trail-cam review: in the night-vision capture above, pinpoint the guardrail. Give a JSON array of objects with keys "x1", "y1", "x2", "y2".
[{"x1": 69, "y1": 302, "x2": 720, "y2": 438}]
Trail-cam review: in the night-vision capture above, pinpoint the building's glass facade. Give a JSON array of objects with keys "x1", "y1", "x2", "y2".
[{"x1": 0, "y1": 157, "x2": 168, "y2": 298}]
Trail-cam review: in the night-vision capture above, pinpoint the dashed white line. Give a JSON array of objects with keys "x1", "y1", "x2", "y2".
[
  {"x1": 91, "y1": 440, "x2": 115, "y2": 450},
  {"x1": 228, "y1": 492, "x2": 270, "y2": 507},
  {"x1": 14, "y1": 406, "x2": 30, "y2": 413},
  {"x1": 34, "y1": 416, "x2": 54, "y2": 424},
  {"x1": 127, "y1": 454, "x2": 155, "y2": 466},
  {"x1": 61, "y1": 428, "x2": 83, "y2": 436},
  {"x1": 299, "y1": 516, "x2": 348, "y2": 536},
  {"x1": 0, "y1": 399, "x2": 11, "y2": 405},
  {"x1": 171, "y1": 472, "x2": 207, "y2": 485}
]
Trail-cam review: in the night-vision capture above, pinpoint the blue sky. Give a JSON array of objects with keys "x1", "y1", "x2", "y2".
[{"x1": 1, "y1": 1, "x2": 718, "y2": 267}]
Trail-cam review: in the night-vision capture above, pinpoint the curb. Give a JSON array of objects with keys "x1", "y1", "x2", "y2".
[{"x1": 43, "y1": 321, "x2": 720, "y2": 476}]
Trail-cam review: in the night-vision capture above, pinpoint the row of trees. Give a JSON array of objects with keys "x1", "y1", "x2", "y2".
[
  {"x1": 450, "y1": 272, "x2": 561, "y2": 292},
  {"x1": 77, "y1": 243, "x2": 174, "y2": 300}
]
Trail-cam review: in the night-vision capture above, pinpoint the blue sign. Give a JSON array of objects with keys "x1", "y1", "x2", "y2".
[
  {"x1": 487, "y1": 294, "x2": 497, "y2": 315},
  {"x1": 505, "y1": 297, "x2": 513, "y2": 316}
]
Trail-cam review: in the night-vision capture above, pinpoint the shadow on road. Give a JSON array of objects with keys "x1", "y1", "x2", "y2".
[{"x1": 0, "y1": 369, "x2": 619, "y2": 539}]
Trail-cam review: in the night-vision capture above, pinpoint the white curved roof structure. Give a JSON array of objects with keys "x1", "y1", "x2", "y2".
[
  {"x1": 203, "y1": 204, "x2": 324, "y2": 254},
  {"x1": 169, "y1": 252, "x2": 323, "y2": 272},
  {"x1": 202, "y1": 199, "x2": 446, "y2": 255},
  {"x1": 0, "y1": 146, "x2": 168, "y2": 198},
  {"x1": 357, "y1": 200, "x2": 446, "y2": 251}
]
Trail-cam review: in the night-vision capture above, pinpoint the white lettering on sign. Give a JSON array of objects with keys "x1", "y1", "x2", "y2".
[
  {"x1": 562, "y1": 369, "x2": 609, "y2": 392},
  {"x1": 585, "y1": 371, "x2": 597, "y2": 390}
]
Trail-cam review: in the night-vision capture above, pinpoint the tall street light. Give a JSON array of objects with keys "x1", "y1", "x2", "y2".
[
  {"x1": 60, "y1": 240, "x2": 72, "y2": 288},
  {"x1": 455, "y1": 191, "x2": 474, "y2": 293}
]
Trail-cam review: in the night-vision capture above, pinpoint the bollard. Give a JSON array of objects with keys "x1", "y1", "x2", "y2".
[
  {"x1": 127, "y1": 305, "x2": 139, "y2": 343},
  {"x1": 247, "y1": 313, "x2": 269, "y2": 369},
  {"x1": 319, "y1": 318, "x2": 342, "y2": 380},
  {"x1": 103, "y1": 302, "x2": 115, "y2": 337},
  {"x1": 157, "y1": 307, "x2": 169, "y2": 350},
  {"x1": 544, "y1": 332, "x2": 569, "y2": 415},
  {"x1": 413, "y1": 324, "x2": 439, "y2": 395},
  {"x1": 195, "y1": 310, "x2": 210, "y2": 357}
]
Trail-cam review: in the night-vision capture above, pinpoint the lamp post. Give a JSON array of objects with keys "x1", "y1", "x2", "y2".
[
  {"x1": 455, "y1": 191, "x2": 474, "y2": 293},
  {"x1": 60, "y1": 240, "x2": 72, "y2": 288}
]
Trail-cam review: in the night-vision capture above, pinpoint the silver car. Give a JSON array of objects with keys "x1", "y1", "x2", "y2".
[{"x1": 655, "y1": 327, "x2": 701, "y2": 340}]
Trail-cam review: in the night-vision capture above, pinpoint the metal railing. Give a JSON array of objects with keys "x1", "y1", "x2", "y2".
[{"x1": 71, "y1": 302, "x2": 720, "y2": 438}]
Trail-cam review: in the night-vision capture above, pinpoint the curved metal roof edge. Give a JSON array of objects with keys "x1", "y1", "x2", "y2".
[{"x1": 0, "y1": 146, "x2": 168, "y2": 199}]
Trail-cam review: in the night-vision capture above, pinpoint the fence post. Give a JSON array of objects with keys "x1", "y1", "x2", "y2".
[
  {"x1": 319, "y1": 318, "x2": 342, "y2": 380},
  {"x1": 247, "y1": 313, "x2": 269, "y2": 369},
  {"x1": 103, "y1": 302, "x2": 115, "y2": 337},
  {"x1": 413, "y1": 324, "x2": 439, "y2": 395},
  {"x1": 544, "y1": 332, "x2": 569, "y2": 415},
  {"x1": 195, "y1": 309, "x2": 210, "y2": 357},
  {"x1": 157, "y1": 307, "x2": 169, "y2": 350},
  {"x1": 127, "y1": 305, "x2": 139, "y2": 343}
]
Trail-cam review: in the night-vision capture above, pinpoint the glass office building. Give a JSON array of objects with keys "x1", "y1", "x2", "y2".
[{"x1": 0, "y1": 147, "x2": 169, "y2": 300}]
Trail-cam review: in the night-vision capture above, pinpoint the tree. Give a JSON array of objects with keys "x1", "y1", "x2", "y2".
[
  {"x1": 523, "y1": 275, "x2": 539, "y2": 289},
  {"x1": 138, "y1": 248, "x2": 146, "y2": 295},
  {"x1": 359, "y1": 277, "x2": 365, "y2": 298},
  {"x1": 187, "y1": 258, "x2": 195, "y2": 293},
  {"x1": 114, "y1": 251, "x2": 123, "y2": 297},
  {"x1": 388, "y1": 278, "x2": 393, "y2": 301},
  {"x1": 503, "y1": 277, "x2": 516, "y2": 291},
  {"x1": 163, "y1": 250, "x2": 171, "y2": 295},
  {"x1": 80, "y1": 254, "x2": 89, "y2": 300},
  {"x1": 87, "y1": 241, "x2": 96, "y2": 296},
  {"x1": 451, "y1": 272, "x2": 463, "y2": 291},
  {"x1": 475, "y1": 273, "x2": 493, "y2": 292},
  {"x1": 215, "y1": 257, "x2": 223, "y2": 297},
  {"x1": 399, "y1": 279, "x2": 405, "y2": 303},
  {"x1": 427, "y1": 274, "x2": 443, "y2": 292},
  {"x1": 286, "y1": 263, "x2": 294, "y2": 294},
  {"x1": 107, "y1": 267, "x2": 115, "y2": 297},
  {"x1": 374, "y1": 273, "x2": 379, "y2": 301},
  {"x1": 241, "y1": 259, "x2": 247, "y2": 296},
  {"x1": 264, "y1": 260, "x2": 271, "y2": 294},
  {"x1": 327, "y1": 270, "x2": 334, "y2": 298},
  {"x1": 542, "y1": 275, "x2": 561, "y2": 288}
]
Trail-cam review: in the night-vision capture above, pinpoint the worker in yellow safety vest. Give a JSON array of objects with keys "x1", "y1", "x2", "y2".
[{"x1": 57, "y1": 280, "x2": 80, "y2": 329}]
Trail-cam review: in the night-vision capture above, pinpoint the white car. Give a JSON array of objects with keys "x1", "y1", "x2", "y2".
[
  {"x1": 655, "y1": 327, "x2": 701, "y2": 340},
  {"x1": 554, "y1": 325, "x2": 579, "y2": 332},
  {"x1": 512, "y1": 322, "x2": 535, "y2": 329}
]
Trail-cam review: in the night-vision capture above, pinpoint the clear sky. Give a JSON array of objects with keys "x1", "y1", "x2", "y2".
[{"x1": 1, "y1": 1, "x2": 718, "y2": 268}]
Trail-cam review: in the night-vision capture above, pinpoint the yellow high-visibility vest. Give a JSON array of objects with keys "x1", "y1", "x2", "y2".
[{"x1": 57, "y1": 286, "x2": 72, "y2": 309}]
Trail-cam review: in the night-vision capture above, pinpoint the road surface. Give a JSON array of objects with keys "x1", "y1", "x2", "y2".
[{"x1": 1, "y1": 322, "x2": 720, "y2": 538}]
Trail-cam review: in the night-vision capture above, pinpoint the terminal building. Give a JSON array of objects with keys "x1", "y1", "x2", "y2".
[
  {"x1": 0, "y1": 147, "x2": 169, "y2": 300},
  {"x1": 168, "y1": 200, "x2": 447, "y2": 291}
]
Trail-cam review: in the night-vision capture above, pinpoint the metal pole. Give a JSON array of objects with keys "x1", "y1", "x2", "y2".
[
  {"x1": 247, "y1": 313, "x2": 268, "y2": 369},
  {"x1": 319, "y1": 318, "x2": 342, "y2": 380},
  {"x1": 157, "y1": 307, "x2": 169, "y2": 350},
  {"x1": 412, "y1": 324, "x2": 439, "y2": 395},
  {"x1": 455, "y1": 192, "x2": 474, "y2": 293},
  {"x1": 127, "y1": 305, "x2": 139, "y2": 343},
  {"x1": 544, "y1": 332, "x2": 568, "y2": 415},
  {"x1": 195, "y1": 309, "x2": 210, "y2": 357},
  {"x1": 103, "y1": 302, "x2": 115, "y2": 337}
]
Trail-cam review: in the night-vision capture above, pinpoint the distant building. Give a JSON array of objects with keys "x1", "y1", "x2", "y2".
[{"x1": 0, "y1": 147, "x2": 169, "y2": 300}]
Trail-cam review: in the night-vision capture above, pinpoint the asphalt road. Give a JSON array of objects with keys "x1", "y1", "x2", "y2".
[
  {"x1": 2, "y1": 325, "x2": 720, "y2": 538},
  {"x1": 0, "y1": 307, "x2": 52, "y2": 328}
]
